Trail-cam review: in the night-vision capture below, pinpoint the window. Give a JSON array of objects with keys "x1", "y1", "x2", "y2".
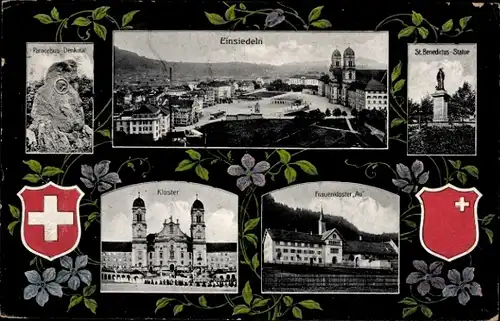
[
  {"x1": 332, "y1": 234, "x2": 337, "y2": 239},
  {"x1": 301, "y1": 243, "x2": 305, "y2": 247},
  {"x1": 290, "y1": 256, "x2": 294, "y2": 261},
  {"x1": 196, "y1": 215, "x2": 202, "y2": 223},
  {"x1": 181, "y1": 252, "x2": 184, "y2": 258},
  {"x1": 330, "y1": 248, "x2": 339, "y2": 254},
  {"x1": 283, "y1": 249, "x2": 289, "y2": 253},
  {"x1": 290, "y1": 249, "x2": 296, "y2": 253},
  {"x1": 319, "y1": 258, "x2": 322, "y2": 263},
  {"x1": 317, "y1": 251, "x2": 321, "y2": 254},
  {"x1": 297, "y1": 250, "x2": 302, "y2": 254},
  {"x1": 279, "y1": 241, "x2": 285, "y2": 245},
  {"x1": 287, "y1": 242, "x2": 292, "y2": 246},
  {"x1": 159, "y1": 251, "x2": 163, "y2": 259}
]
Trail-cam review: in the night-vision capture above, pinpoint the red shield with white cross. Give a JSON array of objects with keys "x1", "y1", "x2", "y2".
[
  {"x1": 416, "y1": 183, "x2": 482, "y2": 262},
  {"x1": 17, "y1": 182, "x2": 84, "y2": 261}
]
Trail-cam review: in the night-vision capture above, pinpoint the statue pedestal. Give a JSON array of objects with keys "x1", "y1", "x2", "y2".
[{"x1": 431, "y1": 90, "x2": 450, "y2": 122}]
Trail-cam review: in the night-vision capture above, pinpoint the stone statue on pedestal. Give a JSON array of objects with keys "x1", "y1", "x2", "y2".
[
  {"x1": 431, "y1": 67, "x2": 450, "y2": 122},
  {"x1": 436, "y1": 67, "x2": 445, "y2": 90}
]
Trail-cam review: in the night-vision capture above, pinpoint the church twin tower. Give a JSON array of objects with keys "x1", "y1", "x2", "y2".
[{"x1": 131, "y1": 193, "x2": 207, "y2": 270}]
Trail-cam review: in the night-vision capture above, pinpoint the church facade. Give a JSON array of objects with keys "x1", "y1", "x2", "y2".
[
  {"x1": 326, "y1": 47, "x2": 357, "y2": 105},
  {"x1": 101, "y1": 194, "x2": 237, "y2": 274}
]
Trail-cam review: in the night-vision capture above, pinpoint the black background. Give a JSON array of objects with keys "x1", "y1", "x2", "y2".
[{"x1": 1, "y1": 1, "x2": 499, "y2": 320}]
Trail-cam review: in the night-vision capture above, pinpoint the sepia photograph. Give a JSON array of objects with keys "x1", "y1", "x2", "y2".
[
  {"x1": 261, "y1": 182, "x2": 399, "y2": 294},
  {"x1": 26, "y1": 43, "x2": 94, "y2": 154},
  {"x1": 112, "y1": 31, "x2": 389, "y2": 149},
  {"x1": 100, "y1": 181, "x2": 238, "y2": 293},
  {"x1": 407, "y1": 43, "x2": 477, "y2": 156}
]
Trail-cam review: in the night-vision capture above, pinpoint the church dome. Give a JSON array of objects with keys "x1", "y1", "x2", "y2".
[
  {"x1": 331, "y1": 49, "x2": 341, "y2": 59},
  {"x1": 344, "y1": 47, "x2": 355, "y2": 56},
  {"x1": 133, "y1": 195, "x2": 145, "y2": 207},
  {"x1": 192, "y1": 198, "x2": 204, "y2": 210}
]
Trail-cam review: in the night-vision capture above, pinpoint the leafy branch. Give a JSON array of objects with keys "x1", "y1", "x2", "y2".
[
  {"x1": 446, "y1": 160, "x2": 478, "y2": 185},
  {"x1": 22, "y1": 159, "x2": 64, "y2": 184},
  {"x1": 34, "y1": 7, "x2": 140, "y2": 41},
  {"x1": 67, "y1": 285, "x2": 98, "y2": 314}
]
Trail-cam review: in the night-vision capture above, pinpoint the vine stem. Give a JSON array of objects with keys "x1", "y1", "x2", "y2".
[
  {"x1": 60, "y1": 141, "x2": 111, "y2": 184},
  {"x1": 401, "y1": 205, "x2": 420, "y2": 219},
  {"x1": 442, "y1": 156, "x2": 450, "y2": 184},
  {"x1": 55, "y1": 10, "x2": 94, "y2": 41},
  {"x1": 182, "y1": 294, "x2": 241, "y2": 310},
  {"x1": 409, "y1": 285, "x2": 449, "y2": 305},
  {"x1": 427, "y1": 156, "x2": 443, "y2": 185},
  {"x1": 249, "y1": 295, "x2": 283, "y2": 316},
  {"x1": 94, "y1": 98, "x2": 111, "y2": 123},
  {"x1": 375, "y1": 13, "x2": 439, "y2": 41},
  {"x1": 205, "y1": 150, "x2": 232, "y2": 166}
]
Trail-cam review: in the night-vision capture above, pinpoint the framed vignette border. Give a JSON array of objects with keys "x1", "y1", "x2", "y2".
[{"x1": 0, "y1": 2, "x2": 497, "y2": 321}]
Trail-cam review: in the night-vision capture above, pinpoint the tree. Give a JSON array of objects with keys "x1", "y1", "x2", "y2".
[
  {"x1": 449, "y1": 82, "x2": 476, "y2": 121},
  {"x1": 325, "y1": 108, "x2": 332, "y2": 116},
  {"x1": 407, "y1": 98, "x2": 420, "y2": 116},
  {"x1": 420, "y1": 95, "x2": 433, "y2": 115},
  {"x1": 319, "y1": 74, "x2": 330, "y2": 83},
  {"x1": 268, "y1": 79, "x2": 291, "y2": 91},
  {"x1": 333, "y1": 108, "x2": 342, "y2": 117},
  {"x1": 351, "y1": 108, "x2": 358, "y2": 117},
  {"x1": 341, "y1": 111, "x2": 348, "y2": 116}
]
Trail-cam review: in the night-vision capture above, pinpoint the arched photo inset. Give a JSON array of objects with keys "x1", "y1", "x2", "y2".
[
  {"x1": 261, "y1": 182, "x2": 400, "y2": 294},
  {"x1": 100, "y1": 181, "x2": 238, "y2": 294}
]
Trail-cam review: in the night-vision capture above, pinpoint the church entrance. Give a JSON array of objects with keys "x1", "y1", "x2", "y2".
[
  {"x1": 310, "y1": 258, "x2": 314, "y2": 265},
  {"x1": 169, "y1": 264, "x2": 175, "y2": 272}
]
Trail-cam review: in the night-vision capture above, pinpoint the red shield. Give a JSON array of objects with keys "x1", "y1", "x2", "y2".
[
  {"x1": 17, "y1": 182, "x2": 84, "y2": 261},
  {"x1": 416, "y1": 184, "x2": 482, "y2": 262}
]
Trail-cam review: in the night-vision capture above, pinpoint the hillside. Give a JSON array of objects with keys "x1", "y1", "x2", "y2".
[
  {"x1": 114, "y1": 47, "x2": 387, "y2": 81},
  {"x1": 262, "y1": 195, "x2": 398, "y2": 243}
]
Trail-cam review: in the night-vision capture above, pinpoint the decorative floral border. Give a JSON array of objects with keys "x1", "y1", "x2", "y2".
[{"x1": 3, "y1": 3, "x2": 497, "y2": 320}]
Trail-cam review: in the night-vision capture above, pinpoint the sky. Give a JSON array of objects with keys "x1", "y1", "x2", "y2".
[
  {"x1": 26, "y1": 43, "x2": 94, "y2": 82},
  {"x1": 408, "y1": 44, "x2": 476, "y2": 102},
  {"x1": 267, "y1": 182, "x2": 399, "y2": 235},
  {"x1": 101, "y1": 181, "x2": 238, "y2": 242},
  {"x1": 113, "y1": 30, "x2": 388, "y2": 66}
]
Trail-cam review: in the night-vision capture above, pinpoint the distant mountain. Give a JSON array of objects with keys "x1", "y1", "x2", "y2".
[
  {"x1": 262, "y1": 195, "x2": 398, "y2": 244},
  {"x1": 114, "y1": 47, "x2": 387, "y2": 81}
]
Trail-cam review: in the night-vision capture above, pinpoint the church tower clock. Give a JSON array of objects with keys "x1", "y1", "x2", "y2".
[
  {"x1": 131, "y1": 192, "x2": 148, "y2": 270},
  {"x1": 190, "y1": 195, "x2": 207, "y2": 268}
]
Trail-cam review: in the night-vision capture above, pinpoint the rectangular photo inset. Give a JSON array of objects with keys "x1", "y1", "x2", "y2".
[
  {"x1": 112, "y1": 31, "x2": 389, "y2": 149},
  {"x1": 100, "y1": 181, "x2": 238, "y2": 294},
  {"x1": 26, "y1": 43, "x2": 94, "y2": 154},
  {"x1": 261, "y1": 182, "x2": 400, "y2": 294},
  {"x1": 407, "y1": 43, "x2": 477, "y2": 156}
]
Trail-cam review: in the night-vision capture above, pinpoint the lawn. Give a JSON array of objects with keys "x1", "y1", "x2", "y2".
[{"x1": 408, "y1": 125, "x2": 475, "y2": 155}]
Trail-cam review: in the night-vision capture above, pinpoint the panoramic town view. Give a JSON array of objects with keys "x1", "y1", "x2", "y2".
[{"x1": 112, "y1": 31, "x2": 389, "y2": 148}]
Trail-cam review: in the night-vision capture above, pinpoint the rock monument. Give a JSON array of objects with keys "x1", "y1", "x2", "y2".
[
  {"x1": 431, "y1": 67, "x2": 450, "y2": 122},
  {"x1": 26, "y1": 60, "x2": 92, "y2": 153}
]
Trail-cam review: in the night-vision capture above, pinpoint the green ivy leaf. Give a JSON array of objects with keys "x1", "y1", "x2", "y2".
[
  {"x1": 392, "y1": 79, "x2": 406, "y2": 94},
  {"x1": 23, "y1": 173, "x2": 41, "y2": 183},
  {"x1": 198, "y1": 295, "x2": 207, "y2": 307},
  {"x1": 242, "y1": 281, "x2": 253, "y2": 305},
  {"x1": 155, "y1": 297, "x2": 175, "y2": 313},
  {"x1": 72, "y1": 17, "x2": 92, "y2": 27},
  {"x1": 399, "y1": 297, "x2": 418, "y2": 305},
  {"x1": 186, "y1": 149, "x2": 201, "y2": 160},
  {"x1": 442, "y1": 19, "x2": 453, "y2": 32},
  {"x1": 173, "y1": 304, "x2": 184, "y2": 316},
  {"x1": 84, "y1": 298, "x2": 97, "y2": 314},
  {"x1": 92, "y1": 6, "x2": 110, "y2": 20},
  {"x1": 30, "y1": 257, "x2": 37, "y2": 266},
  {"x1": 308, "y1": 6, "x2": 323, "y2": 23},
  {"x1": 84, "y1": 221, "x2": 91, "y2": 230},
  {"x1": 292, "y1": 306, "x2": 303, "y2": 319},
  {"x1": 462, "y1": 165, "x2": 478, "y2": 178},
  {"x1": 284, "y1": 166, "x2": 297, "y2": 184},
  {"x1": 225, "y1": 5, "x2": 237, "y2": 21},
  {"x1": 239, "y1": 3, "x2": 247, "y2": 10},
  {"x1": 23, "y1": 160, "x2": 42, "y2": 174},
  {"x1": 412, "y1": 11, "x2": 424, "y2": 26},
  {"x1": 42, "y1": 166, "x2": 64, "y2": 177},
  {"x1": 227, "y1": 150, "x2": 232, "y2": 161},
  {"x1": 252, "y1": 298, "x2": 270, "y2": 308},
  {"x1": 298, "y1": 300, "x2": 322, "y2": 310},
  {"x1": 244, "y1": 217, "x2": 260, "y2": 233},
  {"x1": 277, "y1": 149, "x2": 291, "y2": 164},
  {"x1": 391, "y1": 61, "x2": 402, "y2": 82},
  {"x1": 244, "y1": 233, "x2": 258, "y2": 248},
  {"x1": 8, "y1": 221, "x2": 19, "y2": 236},
  {"x1": 210, "y1": 159, "x2": 218, "y2": 165},
  {"x1": 484, "y1": 227, "x2": 493, "y2": 244},
  {"x1": 251, "y1": 253, "x2": 260, "y2": 270},
  {"x1": 481, "y1": 214, "x2": 495, "y2": 226},
  {"x1": 292, "y1": 160, "x2": 318, "y2": 175},
  {"x1": 391, "y1": 118, "x2": 406, "y2": 128},
  {"x1": 283, "y1": 296, "x2": 293, "y2": 307},
  {"x1": 127, "y1": 162, "x2": 135, "y2": 171},
  {"x1": 418, "y1": 27, "x2": 429, "y2": 39},
  {"x1": 122, "y1": 10, "x2": 139, "y2": 27},
  {"x1": 205, "y1": 12, "x2": 227, "y2": 25},
  {"x1": 175, "y1": 159, "x2": 196, "y2": 172},
  {"x1": 459, "y1": 16, "x2": 472, "y2": 30},
  {"x1": 34, "y1": 14, "x2": 53, "y2": 24},
  {"x1": 83, "y1": 285, "x2": 96, "y2": 297},
  {"x1": 310, "y1": 19, "x2": 331, "y2": 29},
  {"x1": 68, "y1": 295, "x2": 83, "y2": 311},
  {"x1": 403, "y1": 220, "x2": 417, "y2": 228},
  {"x1": 88, "y1": 212, "x2": 99, "y2": 222},
  {"x1": 97, "y1": 129, "x2": 111, "y2": 138},
  {"x1": 456, "y1": 171, "x2": 467, "y2": 185},
  {"x1": 398, "y1": 26, "x2": 415, "y2": 39},
  {"x1": 402, "y1": 306, "x2": 418, "y2": 318},
  {"x1": 93, "y1": 22, "x2": 107, "y2": 40},
  {"x1": 448, "y1": 160, "x2": 462, "y2": 169},
  {"x1": 195, "y1": 165, "x2": 209, "y2": 181},
  {"x1": 50, "y1": 7, "x2": 60, "y2": 20},
  {"x1": 233, "y1": 305, "x2": 251, "y2": 315},
  {"x1": 9, "y1": 205, "x2": 20, "y2": 219},
  {"x1": 420, "y1": 305, "x2": 433, "y2": 318}
]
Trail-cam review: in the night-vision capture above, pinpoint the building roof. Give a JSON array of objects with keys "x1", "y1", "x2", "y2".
[
  {"x1": 207, "y1": 81, "x2": 231, "y2": 87},
  {"x1": 344, "y1": 47, "x2": 355, "y2": 56},
  {"x1": 347, "y1": 81, "x2": 367, "y2": 91},
  {"x1": 207, "y1": 242, "x2": 237, "y2": 252},
  {"x1": 133, "y1": 194, "x2": 145, "y2": 207},
  {"x1": 266, "y1": 229, "x2": 323, "y2": 244},
  {"x1": 192, "y1": 198, "x2": 204, "y2": 209},
  {"x1": 343, "y1": 240, "x2": 398, "y2": 256},
  {"x1": 102, "y1": 242, "x2": 132, "y2": 252},
  {"x1": 365, "y1": 78, "x2": 387, "y2": 91},
  {"x1": 332, "y1": 49, "x2": 341, "y2": 57}
]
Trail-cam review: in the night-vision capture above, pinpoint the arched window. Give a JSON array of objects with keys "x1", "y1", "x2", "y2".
[
  {"x1": 349, "y1": 71, "x2": 353, "y2": 79},
  {"x1": 196, "y1": 215, "x2": 201, "y2": 223},
  {"x1": 336, "y1": 61, "x2": 339, "y2": 67},
  {"x1": 348, "y1": 60, "x2": 353, "y2": 67},
  {"x1": 170, "y1": 245, "x2": 174, "y2": 259}
]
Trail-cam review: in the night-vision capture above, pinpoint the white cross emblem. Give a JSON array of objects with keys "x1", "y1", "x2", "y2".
[
  {"x1": 28, "y1": 196, "x2": 74, "y2": 241},
  {"x1": 454, "y1": 196, "x2": 470, "y2": 212}
]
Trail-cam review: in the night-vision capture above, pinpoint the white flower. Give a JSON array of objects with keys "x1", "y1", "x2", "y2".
[{"x1": 227, "y1": 154, "x2": 270, "y2": 191}]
